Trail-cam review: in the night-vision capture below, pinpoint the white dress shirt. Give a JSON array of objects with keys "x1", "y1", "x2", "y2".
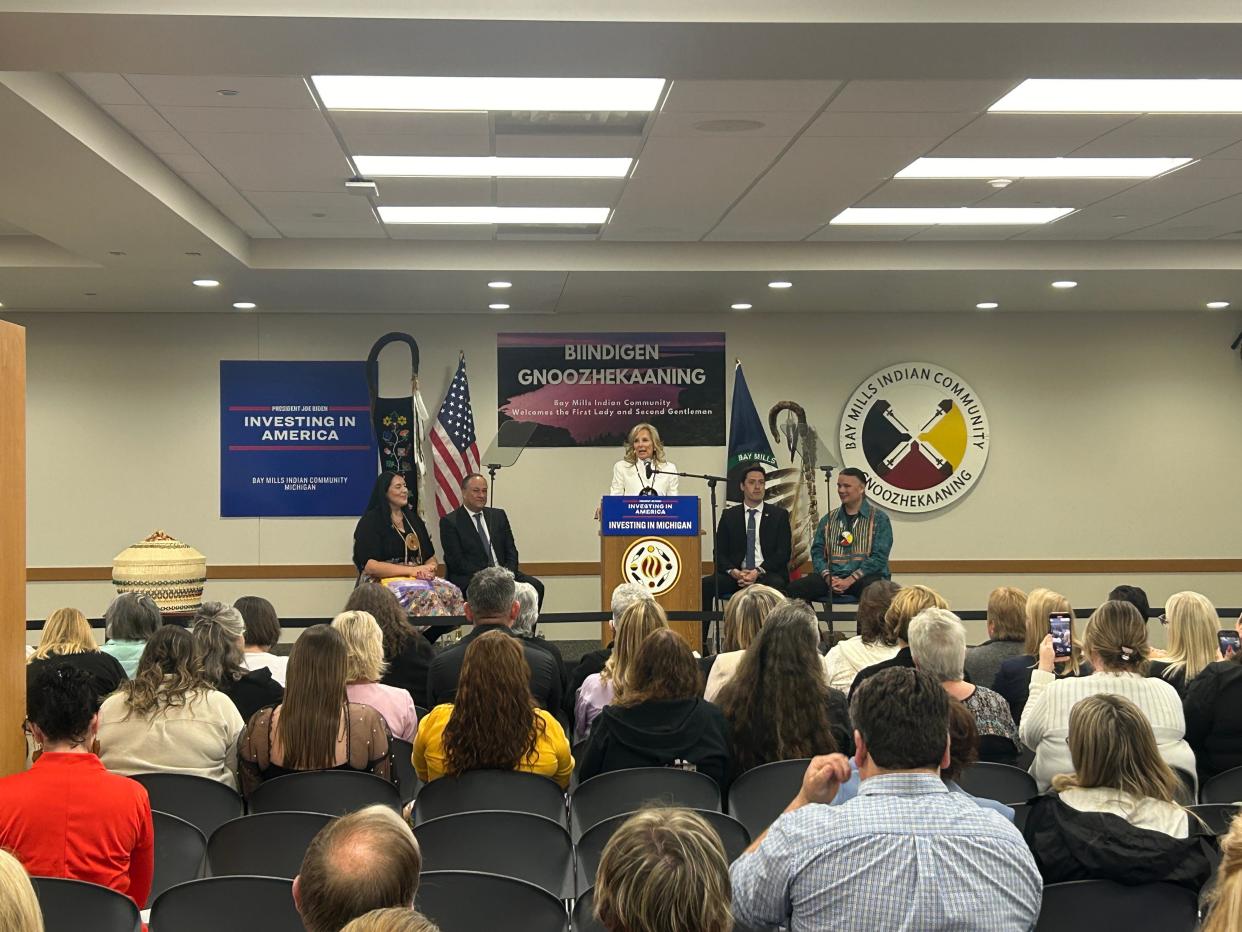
[
  {"x1": 463, "y1": 505, "x2": 498, "y2": 564},
  {"x1": 609, "y1": 459, "x2": 679, "y2": 496}
]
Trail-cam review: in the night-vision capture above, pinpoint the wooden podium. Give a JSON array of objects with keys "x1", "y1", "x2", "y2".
[{"x1": 599, "y1": 495, "x2": 702, "y2": 653}]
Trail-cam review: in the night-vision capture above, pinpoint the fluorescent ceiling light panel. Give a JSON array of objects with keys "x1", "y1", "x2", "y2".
[
  {"x1": 313, "y1": 76, "x2": 665, "y2": 111},
  {"x1": 895, "y1": 157, "x2": 1193, "y2": 179},
  {"x1": 991, "y1": 79, "x2": 1242, "y2": 113},
  {"x1": 353, "y1": 156, "x2": 632, "y2": 178},
  {"x1": 378, "y1": 206, "x2": 611, "y2": 225},
  {"x1": 830, "y1": 207, "x2": 1073, "y2": 225}
]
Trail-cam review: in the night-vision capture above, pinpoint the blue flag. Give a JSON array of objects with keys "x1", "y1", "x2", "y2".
[{"x1": 726, "y1": 362, "x2": 777, "y2": 500}]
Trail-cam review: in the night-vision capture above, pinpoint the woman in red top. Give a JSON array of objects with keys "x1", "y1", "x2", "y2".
[{"x1": 0, "y1": 663, "x2": 153, "y2": 908}]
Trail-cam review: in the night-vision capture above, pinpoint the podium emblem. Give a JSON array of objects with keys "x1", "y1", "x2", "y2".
[{"x1": 622, "y1": 537, "x2": 681, "y2": 595}]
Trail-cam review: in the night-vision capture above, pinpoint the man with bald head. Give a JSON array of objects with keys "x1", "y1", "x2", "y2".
[{"x1": 294, "y1": 806, "x2": 423, "y2": 932}]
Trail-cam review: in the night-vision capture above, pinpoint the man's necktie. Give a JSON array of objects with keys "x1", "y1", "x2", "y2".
[
  {"x1": 744, "y1": 508, "x2": 757, "y2": 571},
  {"x1": 474, "y1": 511, "x2": 495, "y2": 566}
]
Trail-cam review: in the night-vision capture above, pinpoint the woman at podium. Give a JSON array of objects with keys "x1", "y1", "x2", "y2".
[{"x1": 610, "y1": 422, "x2": 680, "y2": 496}]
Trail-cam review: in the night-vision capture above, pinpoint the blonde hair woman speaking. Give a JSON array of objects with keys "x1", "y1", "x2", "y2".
[{"x1": 595, "y1": 422, "x2": 679, "y2": 519}]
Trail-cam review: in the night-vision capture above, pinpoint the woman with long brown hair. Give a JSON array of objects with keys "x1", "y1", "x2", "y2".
[
  {"x1": 98, "y1": 624, "x2": 244, "y2": 788},
  {"x1": 237, "y1": 625, "x2": 394, "y2": 799},
  {"x1": 702, "y1": 584, "x2": 785, "y2": 701},
  {"x1": 344, "y1": 581, "x2": 435, "y2": 709},
  {"x1": 580, "y1": 628, "x2": 731, "y2": 791},
  {"x1": 413, "y1": 630, "x2": 572, "y2": 788},
  {"x1": 575, "y1": 598, "x2": 668, "y2": 741},
  {"x1": 716, "y1": 602, "x2": 847, "y2": 778}
]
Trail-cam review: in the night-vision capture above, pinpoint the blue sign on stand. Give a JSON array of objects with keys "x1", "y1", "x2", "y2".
[{"x1": 600, "y1": 496, "x2": 700, "y2": 536}]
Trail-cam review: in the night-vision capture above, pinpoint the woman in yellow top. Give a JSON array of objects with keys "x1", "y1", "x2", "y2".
[{"x1": 413, "y1": 630, "x2": 573, "y2": 789}]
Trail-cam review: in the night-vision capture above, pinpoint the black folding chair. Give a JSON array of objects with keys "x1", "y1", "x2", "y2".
[
  {"x1": 390, "y1": 737, "x2": 421, "y2": 804},
  {"x1": 207, "y1": 811, "x2": 335, "y2": 878},
  {"x1": 129, "y1": 772, "x2": 243, "y2": 838},
  {"x1": 412, "y1": 769, "x2": 567, "y2": 827},
  {"x1": 571, "y1": 768, "x2": 721, "y2": 840},
  {"x1": 148, "y1": 810, "x2": 207, "y2": 907},
  {"x1": 573, "y1": 887, "x2": 604, "y2": 932},
  {"x1": 1035, "y1": 880, "x2": 1199, "y2": 931},
  {"x1": 31, "y1": 877, "x2": 140, "y2": 932},
  {"x1": 248, "y1": 769, "x2": 401, "y2": 815},
  {"x1": 1201, "y1": 765, "x2": 1242, "y2": 804},
  {"x1": 575, "y1": 809, "x2": 750, "y2": 892},
  {"x1": 415, "y1": 811, "x2": 574, "y2": 899},
  {"x1": 416, "y1": 870, "x2": 569, "y2": 932},
  {"x1": 726, "y1": 759, "x2": 811, "y2": 840},
  {"x1": 1010, "y1": 801, "x2": 1030, "y2": 833},
  {"x1": 955, "y1": 762, "x2": 1038, "y2": 805},
  {"x1": 150, "y1": 876, "x2": 303, "y2": 932},
  {"x1": 1188, "y1": 803, "x2": 1241, "y2": 835}
]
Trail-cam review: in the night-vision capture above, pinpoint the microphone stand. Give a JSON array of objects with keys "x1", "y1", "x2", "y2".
[
  {"x1": 653, "y1": 468, "x2": 728, "y2": 653},
  {"x1": 484, "y1": 462, "x2": 501, "y2": 506}
]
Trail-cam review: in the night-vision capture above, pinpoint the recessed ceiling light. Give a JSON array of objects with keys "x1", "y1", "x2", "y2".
[
  {"x1": 991, "y1": 79, "x2": 1242, "y2": 113},
  {"x1": 768, "y1": 281, "x2": 793, "y2": 289},
  {"x1": 830, "y1": 207, "x2": 1074, "y2": 225},
  {"x1": 488, "y1": 281, "x2": 512, "y2": 289},
  {"x1": 354, "y1": 156, "x2": 632, "y2": 179},
  {"x1": 192, "y1": 279, "x2": 220, "y2": 287},
  {"x1": 0, "y1": 301, "x2": 5, "y2": 308},
  {"x1": 108, "y1": 250, "x2": 127, "y2": 256},
  {"x1": 216, "y1": 89, "x2": 239, "y2": 97},
  {"x1": 83, "y1": 292, "x2": 96, "y2": 296},
  {"x1": 988, "y1": 179, "x2": 1013, "y2": 189},
  {"x1": 976, "y1": 302, "x2": 999, "y2": 310},
  {"x1": 184, "y1": 251, "x2": 202, "y2": 256},
  {"x1": 312, "y1": 76, "x2": 665, "y2": 112},
  {"x1": 232, "y1": 302, "x2": 256, "y2": 310},
  {"x1": 1051, "y1": 280, "x2": 1078, "y2": 289},
  {"x1": 897, "y1": 157, "x2": 1194, "y2": 179},
  {"x1": 378, "y1": 206, "x2": 610, "y2": 225},
  {"x1": 731, "y1": 303, "x2": 753, "y2": 310},
  {"x1": 1206, "y1": 301, "x2": 1231, "y2": 309},
  {"x1": 311, "y1": 212, "x2": 327, "y2": 218},
  {"x1": 489, "y1": 303, "x2": 510, "y2": 310}
]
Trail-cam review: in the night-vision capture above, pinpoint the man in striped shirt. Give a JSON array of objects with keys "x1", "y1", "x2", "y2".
[{"x1": 730, "y1": 668, "x2": 1042, "y2": 931}]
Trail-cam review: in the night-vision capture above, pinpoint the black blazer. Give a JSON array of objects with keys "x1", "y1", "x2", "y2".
[
  {"x1": 426, "y1": 624, "x2": 562, "y2": 715},
  {"x1": 439, "y1": 506, "x2": 520, "y2": 591},
  {"x1": 715, "y1": 502, "x2": 792, "y2": 587},
  {"x1": 352, "y1": 507, "x2": 435, "y2": 574}
]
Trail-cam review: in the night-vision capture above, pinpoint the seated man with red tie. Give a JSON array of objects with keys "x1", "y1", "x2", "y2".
[
  {"x1": 440, "y1": 472, "x2": 545, "y2": 609},
  {"x1": 701, "y1": 463, "x2": 792, "y2": 619}
]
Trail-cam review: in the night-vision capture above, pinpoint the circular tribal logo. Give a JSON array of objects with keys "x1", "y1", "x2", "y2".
[
  {"x1": 622, "y1": 538, "x2": 682, "y2": 595},
  {"x1": 838, "y1": 362, "x2": 990, "y2": 514}
]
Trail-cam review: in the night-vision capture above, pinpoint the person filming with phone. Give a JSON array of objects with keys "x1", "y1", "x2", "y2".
[{"x1": 1184, "y1": 608, "x2": 1242, "y2": 784}]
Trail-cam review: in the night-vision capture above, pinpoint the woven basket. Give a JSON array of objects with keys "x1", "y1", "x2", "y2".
[{"x1": 112, "y1": 530, "x2": 207, "y2": 615}]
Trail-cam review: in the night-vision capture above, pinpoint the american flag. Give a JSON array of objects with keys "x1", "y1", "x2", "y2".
[{"x1": 431, "y1": 355, "x2": 481, "y2": 518}]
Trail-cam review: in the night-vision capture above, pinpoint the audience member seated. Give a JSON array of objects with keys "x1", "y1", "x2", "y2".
[
  {"x1": 513, "y1": 580, "x2": 568, "y2": 701},
  {"x1": 235, "y1": 595, "x2": 288, "y2": 686},
  {"x1": 426, "y1": 568, "x2": 561, "y2": 713},
  {"x1": 909, "y1": 608, "x2": 1021, "y2": 764},
  {"x1": 0, "y1": 848, "x2": 43, "y2": 932},
  {"x1": 717, "y1": 601, "x2": 852, "y2": 779},
  {"x1": 414, "y1": 630, "x2": 573, "y2": 789},
  {"x1": 345, "y1": 583, "x2": 435, "y2": 709},
  {"x1": 1184, "y1": 611, "x2": 1242, "y2": 782},
  {"x1": 100, "y1": 591, "x2": 162, "y2": 678},
  {"x1": 192, "y1": 601, "x2": 284, "y2": 722},
  {"x1": 823, "y1": 579, "x2": 900, "y2": 692},
  {"x1": 566, "y1": 583, "x2": 652, "y2": 718},
  {"x1": 701, "y1": 584, "x2": 784, "y2": 701},
  {"x1": 0, "y1": 665, "x2": 153, "y2": 909},
  {"x1": 848, "y1": 584, "x2": 947, "y2": 695},
  {"x1": 98, "y1": 625, "x2": 245, "y2": 789},
  {"x1": 342, "y1": 908, "x2": 441, "y2": 932},
  {"x1": 1203, "y1": 811, "x2": 1242, "y2": 932},
  {"x1": 333, "y1": 611, "x2": 418, "y2": 741},
  {"x1": 1020, "y1": 599, "x2": 1194, "y2": 792},
  {"x1": 993, "y1": 587, "x2": 1089, "y2": 722},
  {"x1": 594, "y1": 808, "x2": 732, "y2": 932},
  {"x1": 1023, "y1": 693, "x2": 1214, "y2": 891},
  {"x1": 238, "y1": 625, "x2": 395, "y2": 799},
  {"x1": 26, "y1": 607, "x2": 126, "y2": 703},
  {"x1": 1147, "y1": 590, "x2": 1220, "y2": 697},
  {"x1": 294, "y1": 806, "x2": 423, "y2": 932},
  {"x1": 730, "y1": 668, "x2": 1041, "y2": 931},
  {"x1": 964, "y1": 586, "x2": 1027, "y2": 689},
  {"x1": 1108, "y1": 584, "x2": 1151, "y2": 626},
  {"x1": 576, "y1": 598, "x2": 668, "y2": 742},
  {"x1": 580, "y1": 628, "x2": 730, "y2": 791}
]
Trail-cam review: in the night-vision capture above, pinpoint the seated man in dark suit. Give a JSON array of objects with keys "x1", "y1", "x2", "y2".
[
  {"x1": 426, "y1": 567, "x2": 562, "y2": 716},
  {"x1": 701, "y1": 463, "x2": 792, "y2": 620},
  {"x1": 440, "y1": 473, "x2": 544, "y2": 609}
]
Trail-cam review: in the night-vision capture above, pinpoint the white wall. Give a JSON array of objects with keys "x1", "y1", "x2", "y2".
[{"x1": 12, "y1": 307, "x2": 1242, "y2": 644}]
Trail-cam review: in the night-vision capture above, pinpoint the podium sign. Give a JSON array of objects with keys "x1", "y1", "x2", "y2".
[{"x1": 600, "y1": 496, "x2": 699, "y2": 537}]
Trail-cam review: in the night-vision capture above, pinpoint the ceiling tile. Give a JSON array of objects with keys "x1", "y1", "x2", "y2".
[
  {"x1": 804, "y1": 110, "x2": 977, "y2": 138},
  {"x1": 496, "y1": 178, "x2": 625, "y2": 207},
  {"x1": 1175, "y1": 159, "x2": 1242, "y2": 180},
  {"x1": 977, "y1": 178, "x2": 1137, "y2": 206},
  {"x1": 182, "y1": 132, "x2": 351, "y2": 193},
  {"x1": 651, "y1": 110, "x2": 814, "y2": 138},
  {"x1": 1071, "y1": 134, "x2": 1237, "y2": 158},
  {"x1": 176, "y1": 171, "x2": 281, "y2": 238},
  {"x1": 1091, "y1": 173, "x2": 1242, "y2": 210},
  {"x1": 156, "y1": 106, "x2": 333, "y2": 135},
  {"x1": 905, "y1": 225, "x2": 1032, "y2": 241},
  {"x1": 245, "y1": 191, "x2": 378, "y2": 223},
  {"x1": 828, "y1": 80, "x2": 1016, "y2": 113},
  {"x1": 386, "y1": 224, "x2": 495, "y2": 240},
  {"x1": 160, "y1": 150, "x2": 216, "y2": 174},
  {"x1": 104, "y1": 104, "x2": 175, "y2": 134},
  {"x1": 270, "y1": 219, "x2": 385, "y2": 238},
  {"x1": 805, "y1": 225, "x2": 916, "y2": 241},
  {"x1": 133, "y1": 130, "x2": 197, "y2": 155},
  {"x1": 857, "y1": 179, "x2": 994, "y2": 207},
  {"x1": 662, "y1": 80, "x2": 838, "y2": 112},
  {"x1": 928, "y1": 136, "x2": 1098, "y2": 157},
  {"x1": 124, "y1": 74, "x2": 317, "y2": 109},
  {"x1": 1010, "y1": 208, "x2": 1178, "y2": 240},
  {"x1": 376, "y1": 178, "x2": 493, "y2": 205},
  {"x1": 1118, "y1": 193, "x2": 1242, "y2": 239},
  {"x1": 67, "y1": 73, "x2": 146, "y2": 106}
]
